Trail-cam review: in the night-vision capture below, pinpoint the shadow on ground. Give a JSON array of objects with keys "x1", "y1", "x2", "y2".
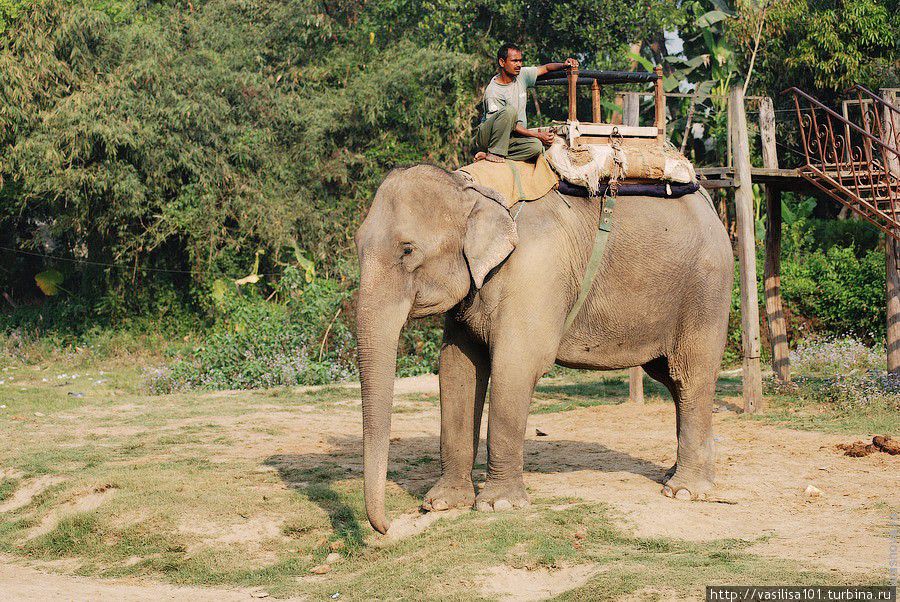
[{"x1": 265, "y1": 434, "x2": 669, "y2": 542}]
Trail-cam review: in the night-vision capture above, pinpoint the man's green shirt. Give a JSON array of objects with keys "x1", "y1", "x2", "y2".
[{"x1": 482, "y1": 66, "x2": 539, "y2": 129}]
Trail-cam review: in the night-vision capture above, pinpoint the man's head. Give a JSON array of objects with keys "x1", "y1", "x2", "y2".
[{"x1": 497, "y1": 44, "x2": 523, "y2": 78}]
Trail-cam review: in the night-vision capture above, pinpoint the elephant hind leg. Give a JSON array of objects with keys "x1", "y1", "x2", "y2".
[
  {"x1": 641, "y1": 356, "x2": 678, "y2": 481},
  {"x1": 645, "y1": 353, "x2": 717, "y2": 501}
]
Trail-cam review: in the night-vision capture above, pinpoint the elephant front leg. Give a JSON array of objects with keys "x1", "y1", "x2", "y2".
[
  {"x1": 475, "y1": 352, "x2": 546, "y2": 512},
  {"x1": 422, "y1": 318, "x2": 489, "y2": 512}
]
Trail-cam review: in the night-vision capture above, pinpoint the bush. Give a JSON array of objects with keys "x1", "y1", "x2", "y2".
[
  {"x1": 792, "y1": 371, "x2": 900, "y2": 414},
  {"x1": 767, "y1": 336, "x2": 898, "y2": 416},
  {"x1": 789, "y1": 336, "x2": 885, "y2": 377},
  {"x1": 146, "y1": 277, "x2": 356, "y2": 393},
  {"x1": 396, "y1": 322, "x2": 442, "y2": 377},
  {"x1": 781, "y1": 245, "x2": 885, "y2": 342}
]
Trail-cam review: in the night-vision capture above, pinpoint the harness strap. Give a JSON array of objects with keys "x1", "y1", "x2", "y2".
[
  {"x1": 562, "y1": 195, "x2": 615, "y2": 333},
  {"x1": 506, "y1": 160, "x2": 526, "y2": 200}
]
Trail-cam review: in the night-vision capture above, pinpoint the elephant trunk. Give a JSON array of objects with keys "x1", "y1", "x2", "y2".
[{"x1": 356, "y1": 275, "x2": 411, "y2": 534}]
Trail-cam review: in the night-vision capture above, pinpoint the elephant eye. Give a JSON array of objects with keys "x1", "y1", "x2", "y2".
[{"x1": 402, "y1": 243, "x2": 414, "y2": 256}]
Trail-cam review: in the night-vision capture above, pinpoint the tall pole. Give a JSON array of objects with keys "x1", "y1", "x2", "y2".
[
  {"x1": 882, "y1": 89, "x2": 900, "y2": 373},
  {"x1": 623, "y1": 96, "x2": 645, "y2": 403},
  {"x1": 654, "y1": 65, "x2": 665, "y2": 142},
  {"x1": 759, "y1": 97, "x2": 790, "y2": 383},
  {"x1": 730, "y1": 86, "x2": 764, "y2": 412},
  {"x1": 591, "y1": 80, "x2": 602, "y2": 123},
  {"x1": 567, "y1": 67, "x2": 579, "y2": 122}
]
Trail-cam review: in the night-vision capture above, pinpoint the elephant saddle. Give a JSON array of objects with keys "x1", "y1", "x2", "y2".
[
  {"x1": 456, "y1": 154, "x2": 559, "y2": 209},
  {"x1": 543, "y1": 136, "x2": 697, "y2": 197}
]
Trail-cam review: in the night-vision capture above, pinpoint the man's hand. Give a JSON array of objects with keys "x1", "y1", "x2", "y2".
[
  {"x1": 536, "y1": 131, "x2": 555, "y2": 146},
  {"x1": 536, "y1": 58, "x2": 581, "y2": 77}
]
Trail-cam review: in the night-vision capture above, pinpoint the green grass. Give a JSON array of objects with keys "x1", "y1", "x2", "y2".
[
  {"x1": 744, "y1": 389, "x2": 900, "y2": 434},
  {"x1": 0, "y1": 478, "x2": 18, "y2": 502}
]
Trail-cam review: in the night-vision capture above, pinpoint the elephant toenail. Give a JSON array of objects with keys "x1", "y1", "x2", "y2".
[
  {"x1": 475, "y1": 500, "x2": 494, "y2": 512},
  {"x1": 662, "y1": 485, "x2": 674, "y2": 498},
  {"x1": 493, "y1": 499, "x2": 513, "y2": 511},
  {"x1": 675, "y1": 488, "x2": 692, "y2": 501}
]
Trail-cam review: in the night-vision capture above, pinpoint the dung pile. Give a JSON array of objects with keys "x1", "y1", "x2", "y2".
[{"x1": 836, "y1": 435, "x2": 900, "y2": 457}]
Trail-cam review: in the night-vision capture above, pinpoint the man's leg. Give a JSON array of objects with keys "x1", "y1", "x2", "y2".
[
  {"x1": 476, "y1": 106, "x2": 516, "y2": 159},
  {"x1": 506, "y1": 136, "x2": 543, "y2": 162}
]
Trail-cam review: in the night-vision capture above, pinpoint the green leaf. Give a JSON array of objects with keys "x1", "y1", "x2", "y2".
[
  {"x1": 211, "y1": 279, "x2": 230, "y2": 304},
  {"x1": 235, "y1": 249, "x2": 265, "y2": 287},
  {"x1": 696, "y1": 10, "x2": 730, "y2": 27},
  {"x1": 35, "y1": 269, "x2": 64, "y2": 296},
  {"x1": 625, "y1": 51, "x2": 655, "y2": 73},
  {"x1": 663, "y1": 75, "x2": 682, "y2": 93},
  {"x1": 781, "y1": 199, "x2": 797, "y2": 225},
  {"x1": 292, "y1": 243, "x2": 316, "y2": 283}
]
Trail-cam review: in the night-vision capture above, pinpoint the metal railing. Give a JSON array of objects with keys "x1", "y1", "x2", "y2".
[{"x1": 785, "y1": 86, "x2": 900, "y2": 241}]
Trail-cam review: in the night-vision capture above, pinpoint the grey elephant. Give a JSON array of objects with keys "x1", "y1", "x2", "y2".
[{"x1": 355, "y1": 164, "x2": 733, "y2": 533}]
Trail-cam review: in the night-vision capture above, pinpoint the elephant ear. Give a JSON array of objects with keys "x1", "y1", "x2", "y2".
[{"x1": 462, "y1": 183, "x2": 518, "y2": 289}]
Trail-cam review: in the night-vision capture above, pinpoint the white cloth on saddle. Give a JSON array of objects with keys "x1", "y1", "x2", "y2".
[{"x1": 544, "y1": 137, "x2": 696, "y2": 194}]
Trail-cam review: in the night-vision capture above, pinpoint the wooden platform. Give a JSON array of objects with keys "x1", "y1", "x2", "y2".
[{"x1": 696, "y1": 166, "x2": 804, "y2": 189}]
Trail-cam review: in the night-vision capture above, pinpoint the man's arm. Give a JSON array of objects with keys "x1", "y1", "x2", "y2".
[
  {"x1": 513, "y1": 123, "x2": 554, "y2": 146},
  {"x1": 534, "y1": 57, "x2": 579, "y2": 78},
  {"x1": 516, "y1": 58, "x2": 578, "y2": 145}
]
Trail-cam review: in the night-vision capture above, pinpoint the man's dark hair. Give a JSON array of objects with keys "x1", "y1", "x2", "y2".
[{"x1": 497, "y1": 43, "x2": 521, "y2": 62}]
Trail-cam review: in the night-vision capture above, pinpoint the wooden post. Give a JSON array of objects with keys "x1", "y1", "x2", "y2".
[
  {"x1": 882, "y1": 89, "x2": 900, "y2": 373},
  {"x1": 621, "y1": 95, "x2": 645, "y2": 403},
  {"x1": 726, "y1": 96, "x2": 733, "y2": 168},
  {"x1": 729, "y1": 86, "x2": 764, "y2": 412},
  {"x1": 759, "y1": 97, "x2": 790, "y2": 383},
  {"x1": 654, "y1": 65, "x2": 665, "y2": 142},
  {"x1": 567, "y1": 67, "x2": 578, "y2": 122},
  {"x1": 591, "y1": 80, "x2": 602, "y2": 123},
  {"x1": 889, "y1": 238, "x2": 900, "y2": 373},
  {"x1": 611, "y1": 94, "x2": 624, "y2": 125},
  {"x1": 622, "y1": 93, "x2": 639, "y2": 129},
  {"x1": 888, "y1": 238, "x2": 900, "y2": 374},
  {"x1": 628, "y1": 368, "x2": 644, "y2": 403}
]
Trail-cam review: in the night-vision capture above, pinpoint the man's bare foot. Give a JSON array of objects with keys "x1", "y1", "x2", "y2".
[
  {"x1": 485, "y1": 153, "x2": 505, "y2": 163},
  {"x1": 474, "y1": 151, "x2": 487, "y2": 161}
]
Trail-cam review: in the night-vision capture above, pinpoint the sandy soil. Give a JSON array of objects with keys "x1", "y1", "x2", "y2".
[
  {"x1": 0, "y1": 556, "x2": 298, "y2": 601},
  {"x1": 2, "y1": 373, "x2": 897, "y2": 600}
]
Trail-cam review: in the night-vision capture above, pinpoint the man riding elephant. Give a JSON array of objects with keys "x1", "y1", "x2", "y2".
[{"x1": 474, "y1": 44, "x2": 579, "y2": 163}]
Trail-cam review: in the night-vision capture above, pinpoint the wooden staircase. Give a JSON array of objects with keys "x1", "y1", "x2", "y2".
[{"x1": 786, "y1": 86, "x2": 900, "y2": 242}]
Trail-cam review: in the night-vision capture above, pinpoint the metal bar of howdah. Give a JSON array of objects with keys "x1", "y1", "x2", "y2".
[
  {"x1": 536, "y1": 70, "x2": 660, "y2": 85},
  {"x1": 535, "y1": 77, "x2": 601, "y2": 87}
]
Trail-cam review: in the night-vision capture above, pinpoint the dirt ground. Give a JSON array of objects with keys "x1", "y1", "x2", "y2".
[{"x1": 1, "y1": 372, "x2": 897, "y2": 600}]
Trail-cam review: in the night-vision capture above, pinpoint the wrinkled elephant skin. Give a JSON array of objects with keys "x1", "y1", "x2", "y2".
[{"x1": 354, "y1": 165, "x2": 732, "y2": 533}]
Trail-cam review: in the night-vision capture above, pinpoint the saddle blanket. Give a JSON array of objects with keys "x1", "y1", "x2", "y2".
[{"x1": 457, "y1": 153, "x2": 559, "y2": 209}]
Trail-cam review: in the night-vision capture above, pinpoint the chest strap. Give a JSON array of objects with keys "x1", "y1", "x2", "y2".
[{"x1": 562, "y1": 195, "x2": 615, "y2": 333}]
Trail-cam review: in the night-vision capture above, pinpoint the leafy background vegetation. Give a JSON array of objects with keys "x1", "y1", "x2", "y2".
[{"x1": 1, "y1": 0, "x2": 898, "y2": 389}]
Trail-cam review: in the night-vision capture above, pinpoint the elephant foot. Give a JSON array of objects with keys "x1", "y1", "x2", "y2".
[
  {"x1": 474, "y1": 478, "x2": 529, "y2": 512},
  {"x1": 422, "y1": 476, "x2": 475, "y2": 512},
  {"x1": 661, "y1": 470, "x2": 715, "y2": 501},
  {"x1": 662, "y1": 463, "x2": 677, "y2": 482}
]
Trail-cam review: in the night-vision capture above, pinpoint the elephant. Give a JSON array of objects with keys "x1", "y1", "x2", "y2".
[{"x1": 355, "y1": 164, "x2": 733, "y2": 534}]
